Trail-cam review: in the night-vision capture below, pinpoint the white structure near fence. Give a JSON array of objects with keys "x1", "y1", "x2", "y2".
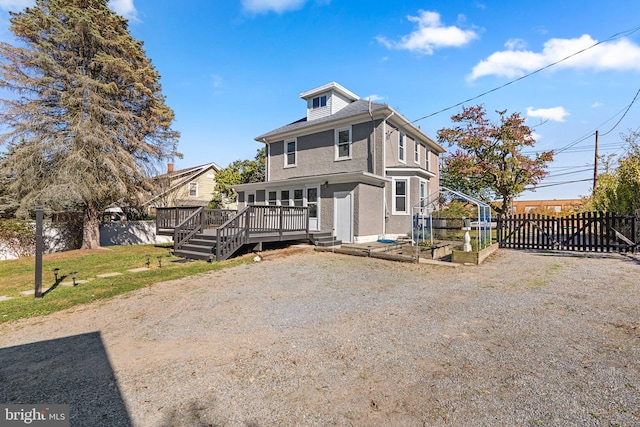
[{"x1": 0, "y1": 220, "x2": 172, "y2": 261}]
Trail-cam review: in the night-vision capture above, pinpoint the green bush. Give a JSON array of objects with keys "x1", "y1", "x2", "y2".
[{"x1": 0, "y1": 219, "x2": 35, "y2": 258}]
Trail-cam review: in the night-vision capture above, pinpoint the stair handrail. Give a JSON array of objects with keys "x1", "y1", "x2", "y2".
[
  {"x1": 216, "y1": 206, "x2": 251, "y2": 261},
  {"x1": 174, "y1": 207, "x2": 205, "y2": 250}
]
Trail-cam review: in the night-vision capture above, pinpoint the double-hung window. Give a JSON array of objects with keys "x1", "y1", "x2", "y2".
[
  {"x1": 268, "y1": 191, "x2": 277, "y2": 206},
  {"x1": 398, "y1": 133, "x2": 405, "y2": 163},
  {"x1": 285, "y1": 139, "x2": 296, "y2": 167},
  {"x1": 414, "y1": 141, "x2": 420, "y2": 164},
  {"x1": 426, "y1": 149, "x2": 431, "y2": 172},
  {"x1": 188, "y1": 182, "x2": 198, "y2": 197},
  {"x1": 280, "y1": 190, "x2": 290, "y2": 206},
  {"x1": 393, "y1": 179, "x2": 408, "y2": 214},
  {"x1": 335, "y1": 127, "x2": 351, "y2": 160}
]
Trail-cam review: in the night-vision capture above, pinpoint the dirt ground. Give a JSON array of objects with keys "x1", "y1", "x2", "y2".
[{"x1": 1, "y1": 247, "x2": 639, "y2": 426}]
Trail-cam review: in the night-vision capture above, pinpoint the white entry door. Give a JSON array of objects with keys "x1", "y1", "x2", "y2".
[
  {"x1": 306, "y1": 186, "x2": 320, "y2": 231},
  {"x1": 334, "y1": 191, "x2": 353, "y2": 243}
]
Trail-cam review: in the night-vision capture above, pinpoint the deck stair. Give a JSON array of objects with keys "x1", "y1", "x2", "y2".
[
  {"x1": 310, "y1": 231, "x2": 341, "y2": 247},
  {"x1": 173, "y1": 233, "x2": 217, "y2": 261},
  {"x1": 157, "y1": 205, "x2": 311, "y2": 262}
]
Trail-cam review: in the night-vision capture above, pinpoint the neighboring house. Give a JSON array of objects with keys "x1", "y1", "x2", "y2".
[
  {"x1": 510, "y1": 199, "x2": 583, "y2": 215},
  {"x1": 143, "y1": 162, "x2": 222, "y2": 212},
  {"x1": 233, "y1": 82, "x2": 446, "y2": 244}
]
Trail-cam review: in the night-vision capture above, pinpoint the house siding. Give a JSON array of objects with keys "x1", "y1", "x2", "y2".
[
  {"x1": 356, "y1": 183, "x2": 384, "y2": 241},
  {"x1": 269, "y1": 122, "x2": 374, "y2": 181}
]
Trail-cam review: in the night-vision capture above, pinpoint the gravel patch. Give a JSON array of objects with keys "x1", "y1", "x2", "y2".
[{"x1": 1, "y1": 248, "x2": 639, "y2": 426}]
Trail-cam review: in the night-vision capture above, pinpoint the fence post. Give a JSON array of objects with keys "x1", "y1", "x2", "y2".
[
  {"x1": 34, "y1": 206, "x2": 44, "y2": 299},
  {"x1": 635, "y1": 209, "x2": 640, "y2": 252}
]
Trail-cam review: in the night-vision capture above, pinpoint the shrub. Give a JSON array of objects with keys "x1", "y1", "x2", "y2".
[{"x1": 0, "y1": 219, "x2": 35, "y2": 258}]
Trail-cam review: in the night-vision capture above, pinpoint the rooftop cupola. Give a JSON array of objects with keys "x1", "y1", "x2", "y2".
[{"x1": 299, "y1": 82, "x2": 360, "y2": 121}]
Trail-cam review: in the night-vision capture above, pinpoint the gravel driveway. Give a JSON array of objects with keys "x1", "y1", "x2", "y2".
[{"x1": 1, "y1": 248, "x2": 639, "y2": 426}]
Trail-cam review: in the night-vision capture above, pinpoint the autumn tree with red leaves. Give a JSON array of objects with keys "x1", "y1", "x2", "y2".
[{"x1": 437, "y1": 105, "x2": 554, "y2": 215}]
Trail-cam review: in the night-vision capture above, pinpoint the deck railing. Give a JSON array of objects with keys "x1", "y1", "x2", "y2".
[
  {"x1": 173, "y1": 207, "x2": 205, "y2": 250},
  {"x1": 216, "y1": 205, "x2": 309, "y2": 261},
  {"x1": 156, "y1": 207, "x2": 238, "y2": 232}
]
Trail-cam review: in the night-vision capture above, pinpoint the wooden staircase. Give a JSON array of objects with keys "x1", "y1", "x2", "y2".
[
  {"x1": 173, "y1": 233, "x2": 217, "y2": 261},
  {"x1": 309, "y1": 231, "x2": 341, "y2": 247},
  {"x1": 158, "y1": 205, "x2": 312, "y2": 262}
]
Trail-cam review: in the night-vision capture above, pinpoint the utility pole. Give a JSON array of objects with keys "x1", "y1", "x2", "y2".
[{"x1": 593, "y1": 130, "x2": 599, "y2": 190}]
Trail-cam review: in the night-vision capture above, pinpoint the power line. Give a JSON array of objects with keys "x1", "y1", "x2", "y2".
[
  {"x1": 411, "y1": 25, "x2": 640, "y2": 124},
  {"x1": 599, "y1": 88, "x2": 640, "y2": 136}
]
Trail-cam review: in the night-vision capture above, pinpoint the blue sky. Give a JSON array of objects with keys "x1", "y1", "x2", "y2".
[{"x1": 1, "y1": 0, "x2": 640, "y2": 200}]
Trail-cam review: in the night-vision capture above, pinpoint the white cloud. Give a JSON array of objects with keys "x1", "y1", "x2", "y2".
[
  {"x1": 591, "y1": 101, "x2": 603, "y2": 108},
  {"x1": 366, "y1": 94, "x2": 385, "y2": 102},
  {"x1": 0, "y1": 0, "x2": 138, "y2": 20},
  {"x1": 110, "y1": 0, "x2": 138, "y2": 21},
  {"x1": 527, "y1": 106, "x2": 570, "y2": 123},
  {"x1": 469, "y1": 34, "x2": 640, "y2": 80},
  {"x1": 241, "y1": 0, "x2": 306, "y2": 14},
  {"x1": 376, "y1": 10, "x2": 479, "y2": 55}
]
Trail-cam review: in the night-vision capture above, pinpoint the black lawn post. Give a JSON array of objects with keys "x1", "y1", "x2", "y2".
[{"x1": 34, "y1": 205, "x2": 44, "y2": 298}]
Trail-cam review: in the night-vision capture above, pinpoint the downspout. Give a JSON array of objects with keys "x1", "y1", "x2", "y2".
[
  {"x1": 368, "y1": 99, "x2": 375, "y2": 175},
  {"x1": 262, "y1": 138, "x2": 269, "y2": 182},
  {"x1": 381, "y1": 110, "x2": 394, "y2": 236}
]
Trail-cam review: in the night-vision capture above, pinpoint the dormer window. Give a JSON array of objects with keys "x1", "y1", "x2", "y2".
[{"x1": 312, "y1": 95, "x2": 327, "y2": 109}]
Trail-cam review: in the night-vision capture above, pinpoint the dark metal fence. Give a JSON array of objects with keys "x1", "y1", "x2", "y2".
[{"x1": 497, "y1": 211, "x2": 639, "y2": 253}]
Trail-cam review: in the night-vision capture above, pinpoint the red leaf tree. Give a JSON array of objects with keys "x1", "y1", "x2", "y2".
[{"x1": 437, "y1": 105, "x2": 554, "y2": 215}]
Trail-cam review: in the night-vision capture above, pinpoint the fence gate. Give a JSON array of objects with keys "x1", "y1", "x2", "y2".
[{"x1": 497, "y1": 211, "x2": 639, "y2": 253}]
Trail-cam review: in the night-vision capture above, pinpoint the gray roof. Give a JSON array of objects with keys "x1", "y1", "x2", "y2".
[{"x1": 255, "y1": 99, "x2": 388, "y2": 141}]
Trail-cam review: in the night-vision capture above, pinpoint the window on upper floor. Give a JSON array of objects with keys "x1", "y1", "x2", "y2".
[
  {"x1": 335, "y1": 127, "x2": 351, "y2": 160},
  {"x1": 188, "y1": 182, "x2": 198, "y2": 197},
  {"x1": 398, "y1": 133, "x2": 405, "y2": 163},
  {"x1": 414, "y1": 141, "x2": 420, "y2": 164},
  {"x1": 285, "y1": 139, "x2": 296, "y2": 167},
  {"x1": 426, "y1": 149, "x2": 431, "y2": 171},
  {"x1": 312, "y1": 95, "x2": 327, "y2": 109}
]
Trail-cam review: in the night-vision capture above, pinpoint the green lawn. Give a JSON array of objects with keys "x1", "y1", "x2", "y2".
[{"x1": 0, "y1": 245, "x2": 250, "y2": 324}]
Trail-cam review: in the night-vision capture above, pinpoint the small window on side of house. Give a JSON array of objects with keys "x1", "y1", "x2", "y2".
[
  {"x1": 188, "y1": 182, "x2": 198, "y2": 197},
  {"x1": 398, "y1": 133, "x2": 405, "y2": 163},
  {"x1": 394, "y1": 179, "x2": 408, "y2": 214},
  {"x1": 285, "y1": 139, "x2": 296, "y2": 167},
  {"x1": 414, "y1": 141, "x2": 420, "y2": 164},
  {"x1": 426, "y1": 149, "x2": 431, "y2": 171},
  {"x1": 335, "y1": 127, "x2": 351, "y2": 160}
]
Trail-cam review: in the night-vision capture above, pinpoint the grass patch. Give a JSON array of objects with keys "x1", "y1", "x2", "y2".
[{"x1": 0, "y1": 245, "x2": 250, "y2": 324}]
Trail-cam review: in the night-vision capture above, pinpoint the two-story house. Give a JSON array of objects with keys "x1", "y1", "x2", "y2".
[
  {"x1": 233, "y1": 82, "x2": 446, "y2": 244},
  {"x1": 143, "y1": 162, "x2": 222, "y2": 213}
]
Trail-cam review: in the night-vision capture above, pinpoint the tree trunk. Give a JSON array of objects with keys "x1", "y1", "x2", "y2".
[{"x1": 81, "y1": 205, "x2": 102, "y2": 249}]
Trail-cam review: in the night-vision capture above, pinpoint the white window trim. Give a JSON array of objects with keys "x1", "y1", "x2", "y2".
[
  {"x1": 392, "y1": 178, "x2": 409, "y2": 215},
  {"x1": 284, "y1": 139, "x2": 297, "y2": 168},
  {"x1": 414, "y1": 140, "x2": 420, "y2": 164},
  {"x1": 188, "y1": 181, "x2": 198, "y2": 197},
  {"x1": 425, "y1": 149, "x2": 431, "y2": 172},
  {"x1": 398, "y1": 132, "x2": 406, "y2": 164},
  {"x1": 335, "y1": 126, "x2": 352, "y2": 161}
]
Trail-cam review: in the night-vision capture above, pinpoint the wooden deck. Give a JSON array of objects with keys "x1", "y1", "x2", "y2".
[{"x1": 156, "y1": 206, "x2": 312, "y2": 261}]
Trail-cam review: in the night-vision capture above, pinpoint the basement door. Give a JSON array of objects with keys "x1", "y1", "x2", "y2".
[{"x1": 334, "y1": 191, "x2": 353, "y2": 243}]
